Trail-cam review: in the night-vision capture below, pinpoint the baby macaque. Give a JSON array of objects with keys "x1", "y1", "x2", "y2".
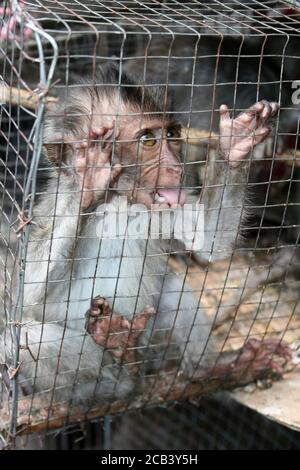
[{"x1": 0, "y1": 64, "x2": 290, "y2": 410}]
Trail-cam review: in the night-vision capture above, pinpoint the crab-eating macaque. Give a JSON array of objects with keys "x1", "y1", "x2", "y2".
[{"x1": 0, "y1": 64, "x2": 290, "y2": 411}]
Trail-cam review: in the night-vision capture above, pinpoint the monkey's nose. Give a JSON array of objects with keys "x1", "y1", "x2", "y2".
[{"x1": 155, "y1": 188, "x2": 186, "y2": 206}]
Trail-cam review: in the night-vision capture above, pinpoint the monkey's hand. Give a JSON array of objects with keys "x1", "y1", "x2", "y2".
[
  {"x1": 85, "y1": 297, "x2": 155, "y2": 374},
  {"x1": 219, "y1": 100, "x2": 279, "y2": 168},
  {"x1": 74, "y1": 125, "x2": 121, "y2": 209}
]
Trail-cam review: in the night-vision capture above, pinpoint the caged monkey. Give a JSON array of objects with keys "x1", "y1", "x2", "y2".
[{"x1": 0, "y1": 64, "x2": 292, "y2": 410}]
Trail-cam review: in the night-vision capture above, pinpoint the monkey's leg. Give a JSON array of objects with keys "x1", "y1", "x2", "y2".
[
  {"x1": 213, "y1": 247, "x2": 296, "y2": 329},
  {"x1": 85, "y1": 296, "x2": 155, "y2": 373},
  {"x1": 193, "y1": 338, "x2": 293, "y2": 384},
  {"x1": 1, "y1": 322, "x2": 134, "y2": 406},
  {"x1": 24, "y1": 124, "x2": 122, "y2": 317},
  {"x1": 152, "y1": 267, "x2": 293, "y2": 384}
]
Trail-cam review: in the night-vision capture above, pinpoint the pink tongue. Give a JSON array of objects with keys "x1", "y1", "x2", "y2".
[{"x1": 157, "y1": 189, "x2": 186, "y2": 206}]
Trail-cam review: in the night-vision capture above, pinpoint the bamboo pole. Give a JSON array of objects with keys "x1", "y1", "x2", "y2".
[{"x1": 0, "y1": 82, "x2": 58, "y2": 109}]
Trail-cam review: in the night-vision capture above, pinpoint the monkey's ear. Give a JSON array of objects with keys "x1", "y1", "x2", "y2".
[
  {"x1": 43, "y1": 142, "x2": 74, "y2": 171},
  {"x1": 43, "y1": 135, "x2": 74, "y2": 169}
]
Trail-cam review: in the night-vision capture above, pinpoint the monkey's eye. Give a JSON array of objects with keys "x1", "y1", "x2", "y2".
[
  {"x1": 167, "y1": 127, "x2": 181, "y2": 143},
  {"x1": 139, "y1": 130, "x2": 157, "y2": 147}
]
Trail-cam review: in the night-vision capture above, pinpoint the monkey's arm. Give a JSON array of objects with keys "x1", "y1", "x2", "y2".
[
  {"x1": 197, "y1": 101, "x2": 278, "y2": 261},
  {"x1": 23, "y1": 126, "x2": 121, "y2": 312},
  {"x1": 196, "y1": 155, "x2": 249, "y2": 262},
  {"x1": 195, "y1": 100, "x2": 279, "y2": 263},
  {"x1": 23, "y1": 176, "x2": 85, "y2": 310}
]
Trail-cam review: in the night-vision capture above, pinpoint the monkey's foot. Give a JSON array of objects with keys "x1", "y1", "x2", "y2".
[
  {"x1": 85, "y1": 296, "x2": 155, "y2": 373},
  {"x1": 193, "y1": 338, "x2": 292, "y2": 384}
]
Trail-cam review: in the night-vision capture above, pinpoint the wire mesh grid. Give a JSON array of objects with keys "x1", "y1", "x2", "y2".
[
  {"x1": 0, "y1": 0, "x2": 299, "y2": 449},
  {"x1": 15, "y1": 395, "x2": 300, "y2": 450}
]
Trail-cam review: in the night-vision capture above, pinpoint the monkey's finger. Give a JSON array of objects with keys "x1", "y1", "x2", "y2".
[
  {"x1": 237, "y1": 127, "x2": 271, "y2": 150},
  {"x1": 97, "y1": 128, "x2": 115, "y2": 153},
  {"x1": 131, "y1": 307, "x2": 156, "y2": 330},
  {"x1": 103, "y1": 127, "x2": 116, "y2": 143},
  {"x1": 89, "y1": 127, "x2": 106, "y2": 140},
  {"x1": 89, "y1": 126, "x2": 115, "y2": 151},
  {"x1": 110, "y1": 349, "x2": 123, "y2": 359},
  {"x1": 262, "y1": 101, "x2": 279, "y2": 119},
  {"x1": 253, "y1": 101, "x2": 268, "y2": 129},
  {"x1": 142, "y1": 306, "x2": 156, "y2": 317},
  {"x1": 219, "y1": 104, "x2": 230, "y2": 122},
  {"x1": 74, "y1": 141, "x2": 89, "y2": 173},
  {"x1": 77, "y1": 141, "x2": 89, "y2": 149},
  {"x1": 253, "y1": 126, "x2": 272, "y2": 143},
  {"x1": 258, "y1": 100, "x2": 278, "y2": 128},
  {"x1": 260, "y1": 100, "x2": 273, "y2": 121},
  {"x1": 74, "y1": 152, "x2": 89, "y2": 173},
  {"x1": 101, "y1": 119, "x2": 118, "y2": 138},
  {"x1": 235, "y1": 102, "x2": 265, "y2": 127},
  {"x1": 90, "y1": 296, "x2": 111, "y2": 317},
  {"x1": 91, "y1": 332, "x2": 107, "y2": 345},
  {"x1": 111, "y1": 120, "x2": 121, "y2": 141},
  {"x1": 110, "y1": 163, "x2": 122, "y2": 182},
  {"x1": 271, "y1": 102, "x2": 279, "y2": 116},
  {"x1": 120, "y1": 318, "x2": 131, "y2": 330}
]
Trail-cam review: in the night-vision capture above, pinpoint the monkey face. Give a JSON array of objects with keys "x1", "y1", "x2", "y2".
[
  {"x1": 43, "y1": 97, "x2": 186, "y2": 210},
  {"x1": 113, "y1": 117, "x2": 186, "y2": 208}
]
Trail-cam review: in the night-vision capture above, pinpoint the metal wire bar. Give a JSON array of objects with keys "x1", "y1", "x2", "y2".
[{"x1": 0, "y1": 1, "x2": 59, "y2": 439}]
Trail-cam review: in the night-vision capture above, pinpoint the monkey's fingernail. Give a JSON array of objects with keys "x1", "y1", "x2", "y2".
[
  {"x1": 220, "y1": 104, "x2": 228, "y2": 113},
  {"x1": 75, "y1": 141, "x2": 88, "y2": 149},
  {"x1": 113, "y1": 163, "x2": 122, "y2": 170}
]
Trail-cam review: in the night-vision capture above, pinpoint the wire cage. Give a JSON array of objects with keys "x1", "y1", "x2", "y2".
[{"x1": 0, "y1": 0, "x2": 300, "y2": 450}]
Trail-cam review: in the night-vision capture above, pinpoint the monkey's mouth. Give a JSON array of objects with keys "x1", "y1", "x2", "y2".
[{"x1": 153, "y1": 189, "x2": 186, "y2": 206}]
